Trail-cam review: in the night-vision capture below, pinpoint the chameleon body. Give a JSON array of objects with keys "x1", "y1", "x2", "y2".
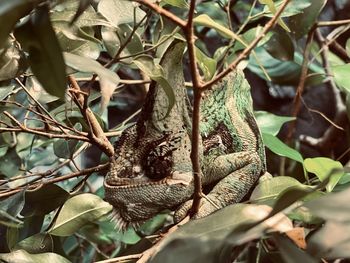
[{"x1": 104, "y1": 41, "x2": 266, "y2": 228}]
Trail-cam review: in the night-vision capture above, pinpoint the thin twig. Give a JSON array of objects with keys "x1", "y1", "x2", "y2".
[
  {"x1": 133, "y1": 0, "x2": 186, "y2": 28},
  {"x1": 184, "y1": 0, "x2": 204, "y2": 217},
  {"x1": 317, "y1": 19, "x2": 350, "y2": 27},
  {"x1": 68, "y1": 76, "x2": 114, "y2": 156},
  {"x1": 287, "y1": 27, "x2": 315, "y2": 142},
  {"x1": 0, "y1": 163, "x2": 109, "y2": 198},
  {"x1": 201, "y1": 0, "x2": 292, "y2": 90}
]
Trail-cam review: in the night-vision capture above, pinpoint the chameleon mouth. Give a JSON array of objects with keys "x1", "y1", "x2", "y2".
[{"x1": 104, "y1": 171, "x2": 192, "y2": 188}]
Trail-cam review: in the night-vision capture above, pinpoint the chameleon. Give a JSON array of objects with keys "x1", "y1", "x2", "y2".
[{"x1": 104, "y1": 41, "x2": 266, "y2": 229}]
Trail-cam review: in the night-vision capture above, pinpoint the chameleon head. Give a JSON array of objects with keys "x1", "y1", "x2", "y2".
[{"x1": 104, "y1": 159, "x2": 194, "y2": 229}]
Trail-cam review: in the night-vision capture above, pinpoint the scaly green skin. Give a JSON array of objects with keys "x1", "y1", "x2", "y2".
[
  {"x1": 175, "y1": 70, "x2": 266, "y2": 221},
  {"x1": 104, "y1": 41, "x2": 266, "y2": 229}
]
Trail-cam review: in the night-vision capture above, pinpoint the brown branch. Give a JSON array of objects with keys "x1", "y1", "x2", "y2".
[
  {"x1": 184, "y1": 0, "x2": 204, "y2": 217},
  {"x1": 68, "y1": 76, "x2": 114, "y2": 157},
  {"x1": 300, "y1": 28, "x2": 348, "y2": 157},
  {"x1": 1, "y1": 111, "x2": 90, "y2": 142},
  {"x1": 317, "y1": 19, "x2": 350, "y2": 27},
  {"x1": 201, "y1": 0, "x2": 292, "y2": 90},
  {"x1": 0, "y1": 163, "x2": 109, "y2": 198},
  {"x1": 133, "y1": 0, "x2": 186, "y2": 28},
  {"x1": 287, "y1": 27, "x2": 315, "y2": 141}
]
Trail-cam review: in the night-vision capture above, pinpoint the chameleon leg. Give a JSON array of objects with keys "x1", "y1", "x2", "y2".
[{"x1": 174, "y1": 151, "x2": 262, "y2": 222}]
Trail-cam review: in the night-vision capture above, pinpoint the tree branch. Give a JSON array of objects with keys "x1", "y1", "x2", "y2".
[
  {"x1": 68, "y1": 76, "x2": 114, "y2": 157},
  {"x1": 201, "y1": 0, "x2": 292, "y2": 90},
  {"x1": 133, "y1": 0, "x2": 186, "y2": 28}
]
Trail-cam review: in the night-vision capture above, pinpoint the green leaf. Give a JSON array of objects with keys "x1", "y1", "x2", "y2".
[
  {"x1": 264, "y1": 29, "x2": 294, "y2": 61},
  {"x1": 307, "y1": 221, "x2": 350, "y2": 259},
  {"x1": 194, "y1": 14, "x2": 242, "y2": 41},
  {"x1": 305, "y1": 185, "x2": 350, "y2": 222},
  {"x1": 332, "y1": 63, "x2": 350, "y2": 93},
  {"x1": 274, "y1": 234, "x2": 318, "y2": 263},
  {"x1": 262, "y1": 132, "x2": 304, "y2": 164},
  {"x1": 133, "y1": 55, "x2": 175, "y2": 117},
  {"x1": 98, "y1": 0, "x2": 146, "y2": 27},
  {"x1": 0, "y1": 0, "x2": 37, "y2": 49},
  {"x1": 0, "y1": 37, "x2": 26, "y2": 81},
  {"x1": 0, "y1": 250, "x2": 70, "y2": 263},
  {"x1": 258, "y1": 0, "x2": 290, "y2": 32},
  {"x1": 115, "y1": 227, "x2": 141, "y2": 244},
  {"x1": 0, "y1": 147, "x2": 22, "y2": 177},
  {"x1": 195, "y1": 46, "x2": 216, "y2": 80},
  {"x1": 22, "y1": 184, "x2": 69, "y2": 216},
  {"x1": 0, "y1": 191, "x2": 24, "y2": 227},
  {"x1": 304, "y1": 157, "x2": 344, "y2": 192},
  {"x1": 0, "y1": 85, "x2": 15, "y2": 100},
  {"x1": 49, "y1": 193, "x2": 113, "y2": 236},
  {"x1": 64, "y1": 52, "x2": 120, "y2": 84},
  {"x1": 14, "y1": 5, "x2": 67, "y2": 98},
  {"x1": 255, "y1": 111, "x2": 295, "y2": 136},
  {"x1": 101, "y1": 24, "x2": 144, "y2": 63},
  {"x1": 161, "y1": 0, "x2": 189, "y2": 9},
  {"x1": 53, "y1": 139, "x2": 78, "y2": 159},
  {"x1": 151, "y1": 204, "x2": 265, "y2": 263},
  {"x1": 250, "y1": 176, "x2": 308, "y2": 204},
  {"x1": 248, "y1": 47, "x2": 325, "y2": 85},
  {"x1": 51, "y1": 4, "x2": 111, "y2": 28},
  {"x1": 70, "y1": 0, "x2": 94, "y2": 25},
  {"x1": 15, "y1": 233, "x2": 57, "y2": 254},
  {"x1": 287, "y1": 0, "x2": 327, "y2": 39}
]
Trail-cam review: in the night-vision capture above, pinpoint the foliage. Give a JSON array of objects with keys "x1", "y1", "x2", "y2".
[{"x1": 0, "y1": 0, "x2": 350, "y2": 262}]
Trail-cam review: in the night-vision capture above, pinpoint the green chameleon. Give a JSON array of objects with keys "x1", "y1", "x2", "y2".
[{"x1": 104, "y1": 41, "x2": 266, "y2": 229}]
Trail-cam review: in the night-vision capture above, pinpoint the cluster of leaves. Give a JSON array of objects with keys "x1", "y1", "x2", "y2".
[{"x1": 0, "y1": 0, "x2": 350, "y2": 262}]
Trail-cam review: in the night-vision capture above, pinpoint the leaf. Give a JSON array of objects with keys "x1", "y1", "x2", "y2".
[
  {"x1": 305, "y1": 186, "x2": 350, "y2": 222},
  {"x1": 101, "y1": 24, "x2": 144, "y2": 63},
  {"x1": 22, "y1": 184, "x2": 69, "y2": 216},
  {"x1": 151, "y1": 204, "x2": 265, "y2": 263},
  {"x1": 98, "y1": 0, "x2": 146, "y2": 27},
  {"x1": 287, "y1": 0, "x2": 327, "y2": 39},
  {"x1": 70, "y1": 0, "x2": 94, "y2": 25},
  {"x1": 259, "y1": 0, "x2": 290, "y2": 32},
  {"x1": 0, "y1": 147, "x2": 22, "y2": 177},
  {"x1": 0, "y1": 0, "x2": 37, "y2": 49},
  {"x1": 0, "y1": 191, "x2": 24, "y2": 227},
  {"x1": 255, "y1": 111, "x2": 295, "y2": 136},
  {"x1": 262, "y1": 133, "x2": 304, "y2": 164},
  {"x1": 99, "y1": 77, "x2": 117, "y2": 113},
  {"x1": 195, "y1": 46, "x2": 217, "y2": 80},
  {"x1": 0, "y1": 85, "x2": 15, "y2": 100},
  {"x1": 274, "y1": 234, "x2": 317, "y2": 263},
  {"x1": 0, "y1": 249, "x2": 70, "y2": 263},
  {"x1": 248, "y1": 47, "x2": 324, "y2": 85},
  {"x1": 133, "y1": 55, "x2": 175, "y2": 117},
  {"x1": 0, "y1": 37, "x2": 26, "y2": 81},
  {"x1": 307, "y1": 221, "x2": 350, "y2": 259},
  {"x1": 49, "y1": 193, "x2": 113, "y2": 236},
  {"x1": 304, "y1": 157, "x2": 344, "y2": 192},
  {"x1": 332, "y1": 63, "x2": 350, "y2": 93},
  {"x1": 264, "y1": 29, "x2": 294, "y2": 61},
  {"x1": 15, "y1": 233, "x2": 57, "y2": 254},
  {"x1": 194, "y1": 14, "x2": 243, "y2": 41},
  {"x1": 64, "y1": 52, "x2": 120, "y2": 84},
  {"x1": 14, "y1": 5, "x2": 67, "y2": 98},
  {"x1": 250, "y1": 176, "x2": 308, "y2": 204},
  {"x1": 115, "y1": 227, "x2": 141, "y2": 244},
  {"x1": 161, "y1": 0, "x2": 189, "y2": 9},
  {"x1": 53, "y1": 139, "x2": 78, "y2": 159}
]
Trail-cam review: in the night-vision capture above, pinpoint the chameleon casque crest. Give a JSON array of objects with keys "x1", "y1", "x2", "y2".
[{"x1": 104, "y1": 41, "x2": 266, "y2": 229}]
